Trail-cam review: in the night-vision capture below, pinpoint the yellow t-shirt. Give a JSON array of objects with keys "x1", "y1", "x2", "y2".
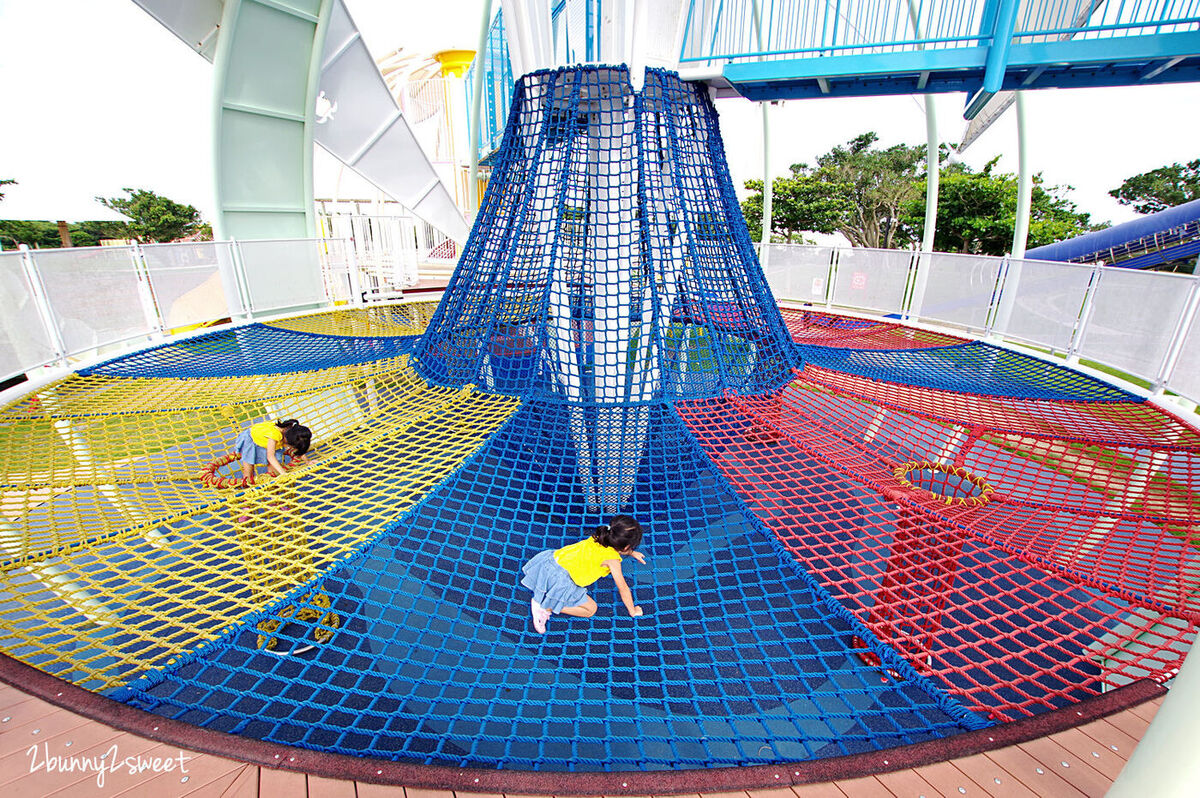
[
  {"x1": 554, "y1": 537, "x2": 622, "y2": 587},
  {"x1": 249, "y1": 422, "x2": 283, "y2": 448}
]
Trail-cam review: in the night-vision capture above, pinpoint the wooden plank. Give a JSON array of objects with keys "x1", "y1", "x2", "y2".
[
  {"x1": 1126, "y1": 697, "x2": 1162, "y2": 725},
  {"x1": 1075, "y1": 717, "x2": 1139, "y2": 761},
  {"x1": 257, "y1": 766, "x2": 306, "y2": 797},
  {"x1": 0, "y1": 702, "x2": 96, "y2": 757},
  {"x1": 0, "y1": 696, "x2": 61, "y2": 748},
  {"x1": 0, "y1": 686, "x2": 41, "y2": 712},
  {"x1": 947, "y1": 753, "x2": 1040, "y2": 798},
  {"x1": 1048, "y1": 726, "x2": 1125, "y2": 780},
  {"x1": 350, "y1": 781, "x2": 407, "y2": 798},
  {"x1": 183, "y1": 764, "x2": 251, "y2": 797},
  {"x1": 790, "y1": 783, "x2": 848, "y2": 797},
  {"x1": 1018, "y1": 735, "x2": 1112, "y2": 797},
  {"x1": 875, "y1": 768, "x2": 939, "y2": 796},
  {"x1": 830, "y1": 776, "x2": 894, "y2": 797},
  {"x1": 306, "y1": 773, "x2": 356, "y2": 798},
  {"x1": 747, "y1": 789, "x2": 799, "y2": 798},
  {"x1": 219, "y1": 764, "x2": 259, "y2": 798},
  {"x1": 1105, "y1": 706, "x2": 1153, "y2": 741},
  {"x1": 912, "y1": 760, "x2": 995, "y2": 796},
  {"x1": 983, "y1": 746, "x2": 1087, "y2": 798},
  {"x1": 403, "y1": 789, "x2": 455, "y2": 798}
]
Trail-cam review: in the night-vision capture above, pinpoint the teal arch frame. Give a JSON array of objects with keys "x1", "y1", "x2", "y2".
[{"x1": 211, "y1": 0, "x2": 334, "y2": 240}]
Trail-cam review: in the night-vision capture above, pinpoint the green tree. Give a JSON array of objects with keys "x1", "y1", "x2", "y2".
[
  {"x1": 903, "y1": 157, "x2": 1100, "y2": 255},
  {"x1": 1109, "y1": 159, "x2": 1200, "y2": 214},
  {"x1": 96, "y1": 187, "x2": 207, "y2": 242},
  {"x1": 790, "y1": 132, "x2": 926, "y2": 249},
  {"x1": 741, "y1": 173, "x2": 851, "y2": 242},
  {"x1": 0, "y1": 178, "x2": 15, "y2": 202},
  {"x1": 0, "y1": 219, "x2": 131, "y2": 249}
]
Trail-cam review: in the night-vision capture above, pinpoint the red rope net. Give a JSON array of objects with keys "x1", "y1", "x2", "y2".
[
  {"x1": 780, "y1": 307, "x2": 968, "y2": 349},
  {"x1": 678, "y1": 376, "x2": 1199, "y2": 720}
]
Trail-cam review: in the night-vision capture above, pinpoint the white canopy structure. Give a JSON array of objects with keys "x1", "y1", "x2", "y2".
[{"x1": 131, "y1": 0, "x2": 468, "y2": 244}]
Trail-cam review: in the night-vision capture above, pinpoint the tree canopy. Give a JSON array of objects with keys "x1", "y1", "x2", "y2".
[
  {"x1": 96, "y1": 187, "x2": 207, "y2": 243},
  {"x1": 740, "y1": 132, "x2": 926, "y2": 249},
  {"x1": 902, "y1": 157, "x2": 1099, "y2": 256},
  {"x1": 0, "y1": 178, "x2": 14, "y2": 202},
  {"x1": 0, "y1": 220, "x2": 128, "y2": 250},
  {"x1": 739, "y1": 132, "x2": 1101, "y2": 254},
  {"x1": 799, "y1": 132, "x2": 926, "y2": 249},
  {"x1": 741, "y1": 173, "x2": 851, "y2": 243},
  {"x1": 1109, "y1": 159, "x2": 1200, "y2": 214}
]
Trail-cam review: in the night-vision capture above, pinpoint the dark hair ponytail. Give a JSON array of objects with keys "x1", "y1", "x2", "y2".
[
  {"x1": 592, "y1": 514, "x2": 643, "y2": 552},
  {"x1": 276, "y1": 419, "x2": 312, "y2": 456}
]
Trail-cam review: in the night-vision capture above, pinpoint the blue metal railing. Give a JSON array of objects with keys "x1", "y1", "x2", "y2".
[
  {"x1": 467, "y1": 0, "x2": 1200, "y2": 156},
  {"x1": 680, "y1": 0, "x2": 990, "y2": 64},
  {"x1": 466, "y1": 9, "x2": 515, "y2": 158},
  {"x1": 680, "y1": 0, "x2": 1200, "y2": 65}
]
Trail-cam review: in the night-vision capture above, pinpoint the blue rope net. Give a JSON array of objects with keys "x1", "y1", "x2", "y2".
[
  {"x1": 116, "y1": 400, "x2": 982, "y2": 770},
  {"x1": 796, "y1": 341, "x2": 1138, "y2": 402},
  {"x1": 81, "y1": 324, "x2": 418, "y2": 378},
  {"x1": 411, "y1": 66, "x2": 799, "y2": 402}
]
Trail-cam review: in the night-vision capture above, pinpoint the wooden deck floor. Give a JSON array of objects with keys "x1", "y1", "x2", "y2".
[{"x1": 0, "y1": 680, "x2": 1160, "y2": 797}]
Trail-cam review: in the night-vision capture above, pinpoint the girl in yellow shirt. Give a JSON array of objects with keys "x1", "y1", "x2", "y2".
[
  {"x1": 521, "y1": 515, "x2": 647, "y2": 634},
  {"x1": 232, "y1": 418, "x2": 312, "y2": 483}
]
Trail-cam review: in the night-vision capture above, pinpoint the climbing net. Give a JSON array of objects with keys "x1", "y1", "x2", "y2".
[
  {"x1": 677, "y1": 368, "x2": 1198, "y2": 719},
  {"x1": 0, "y1": 64, "x2": 1195, "y2": 774},
  {"x1": 0, "y1": 342, "x2": 518, "y2": 689}
]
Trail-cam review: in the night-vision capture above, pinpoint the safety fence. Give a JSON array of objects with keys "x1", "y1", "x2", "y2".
[
  {"x1": 4, "y1": 238, "x2": 1200, "y2": 409},
  {"x1": 0, "y1": 238, "x2": 358, "y2": 385},
  {"x1": 762, "y1": 244, "x2": 1200, "y2": 403}
]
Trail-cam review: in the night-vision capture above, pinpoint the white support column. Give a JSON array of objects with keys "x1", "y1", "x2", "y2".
[
  {"x1": 906, "y1": 0, "x2": 939, "y2": 253},
  {"x1": 760, "y1": 101, "x2": 773, "y2": 267},
  {"x1": 1011, "y1": 92, "x2": 1032, "y2": 258},
  {"x1": 903, "y1": 0, "x2": 938, "y2": 323},
  {"x1": 468, "y1": 0, "x2": 495, "y2": 221},
  {"x1": 752, "y1": 0, "x2": 772, "y2": 268}
]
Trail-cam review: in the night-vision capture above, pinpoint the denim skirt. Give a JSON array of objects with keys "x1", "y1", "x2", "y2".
[
  {"x1": 233, "y1": 429, "x2": 270, "y2": 466},
  {"x1": 520, "y1": 550, "x2": 587, "y2": 612}
]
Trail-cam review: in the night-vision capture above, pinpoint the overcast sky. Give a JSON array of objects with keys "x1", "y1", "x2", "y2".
[{"x1": 1, "y1": 0, "x2": 1197, "y2": 230}]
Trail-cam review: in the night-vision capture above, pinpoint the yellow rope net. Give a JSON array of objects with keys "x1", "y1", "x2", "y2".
[
  {"x1": 0, "y1": 342, "x2": 520, "y2": 690},
  {"x1": 263, "y1": 302, "x2": 440, "y2": 337}
]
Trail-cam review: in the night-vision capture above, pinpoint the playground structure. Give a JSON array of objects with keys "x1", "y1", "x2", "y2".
[
  {"x1": 2, "y1": 0, "x2": 1200, "y2": 792},
  {"x1": 2, "y1": 62, "x2": 1200, "y2": 789}
]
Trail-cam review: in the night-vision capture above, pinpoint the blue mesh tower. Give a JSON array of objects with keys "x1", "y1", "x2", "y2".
[{"x1": 413, "y1": 66, "x2": 799, "y2": 509}]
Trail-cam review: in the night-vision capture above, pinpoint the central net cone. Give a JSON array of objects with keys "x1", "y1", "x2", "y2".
[{"x1": 412, "y1": 66, "x2": 799, "y2": 404}]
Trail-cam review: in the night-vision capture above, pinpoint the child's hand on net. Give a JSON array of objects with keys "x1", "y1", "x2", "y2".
[
  {"x1": 629, "y1": 605, "x2": 644, "y2": 617},
  {"x1": 629, "y1": 551, "x2": 647, "y2": 565}
]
